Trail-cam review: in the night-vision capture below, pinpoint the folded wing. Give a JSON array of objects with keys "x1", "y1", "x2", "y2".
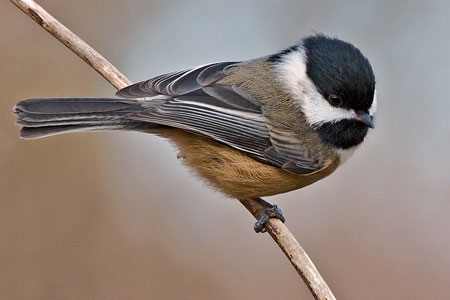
[{"x1": 120, "y1": 61, "x2": 325, "y2": 174}]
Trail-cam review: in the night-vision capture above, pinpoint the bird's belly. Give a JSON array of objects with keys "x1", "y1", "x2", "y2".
[{"x1": 153, "y1": 128, "x2": 340, "y2": 199}]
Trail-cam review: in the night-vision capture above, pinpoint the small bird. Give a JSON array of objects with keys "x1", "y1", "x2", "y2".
[{"x1": 14, "y1": 34, "x2": 376, "y2": 232}]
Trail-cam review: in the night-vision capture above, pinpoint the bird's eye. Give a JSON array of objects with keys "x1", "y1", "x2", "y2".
[{"x1": 327, "y1": 94, "x2": 342, "y2": 107}]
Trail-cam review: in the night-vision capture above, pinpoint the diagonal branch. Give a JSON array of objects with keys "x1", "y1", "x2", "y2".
[
  {"x1": 10, "y1": 1, "x2": 337, "y2": 299},
  {"x1": 239, "y1": 199, "x2": 336, "y2": 300}
]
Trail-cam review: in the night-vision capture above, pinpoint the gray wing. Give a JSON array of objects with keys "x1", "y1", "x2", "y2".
[
  {"x1": 130, "y1": 86, "x2": 272, "y2": 162},
  {"x1": 263, "y1": 122, "x2": 326, "y2": 174},
  {"x1": 116, "y1": 61, "x2": 240, "y2": 98},
  {"x1": 121, "y1": 62, "x2": 325, "y2": 174}
]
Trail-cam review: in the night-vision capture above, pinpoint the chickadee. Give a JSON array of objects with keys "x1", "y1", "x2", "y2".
[{"x1": 14, "y1": 34, "x2": 376, "y2": 232}]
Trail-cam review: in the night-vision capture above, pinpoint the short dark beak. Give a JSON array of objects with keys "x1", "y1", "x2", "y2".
[{"x1": 356, "y1": 111, "x2": 375, "y2": 128}]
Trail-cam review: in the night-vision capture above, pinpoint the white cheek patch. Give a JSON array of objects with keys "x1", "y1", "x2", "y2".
[
  {"x1": 272, "y1": 48, "x2": 308, "y2": 106},
  {"x1": 274, "y1": 48, "x2": 366, "y2": 127},
  {"x1": 299, "y1": 87, "x2": 357, "y2": 127},
  {"x1": 369, "y1": 89, "x2": 377, "y2": 117}
]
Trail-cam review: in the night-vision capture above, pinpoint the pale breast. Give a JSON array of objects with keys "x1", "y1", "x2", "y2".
[{"x1": 154, "y1": 128, "x2": 340, "y2": 199}]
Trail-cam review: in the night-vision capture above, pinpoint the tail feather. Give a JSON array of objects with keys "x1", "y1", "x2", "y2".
[
  {"x1": 14, "y1": 98, "x2": 155, "y2": 139},
  {"x1": 19, "y1": 125, "x2": 128, "y2": 139}
]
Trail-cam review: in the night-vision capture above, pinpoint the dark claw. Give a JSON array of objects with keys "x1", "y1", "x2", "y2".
[{"x1": 254, "y1": 204, "x2": 285, "y2": 233}]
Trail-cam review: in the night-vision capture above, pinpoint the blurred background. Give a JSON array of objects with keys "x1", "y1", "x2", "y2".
[{"x1": 1, "y1": 0, "x2": 449, "y2": 299}]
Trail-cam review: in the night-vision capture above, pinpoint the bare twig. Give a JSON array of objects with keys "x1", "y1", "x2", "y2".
[{"x1": 11, "y1": 1, "x2": 337, "y2": 299}]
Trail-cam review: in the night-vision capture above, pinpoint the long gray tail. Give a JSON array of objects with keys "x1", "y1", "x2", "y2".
[{"x1": 14, "y1": 98, "x2": 154, "y2": 139}]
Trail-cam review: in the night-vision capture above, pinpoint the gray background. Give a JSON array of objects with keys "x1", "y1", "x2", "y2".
[{"x1": 1, "y1": 0, "x2": 449, "y2": 299}]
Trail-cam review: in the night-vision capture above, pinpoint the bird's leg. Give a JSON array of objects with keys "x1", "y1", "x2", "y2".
[
  {"x1": 240, "y1": 198, "x2": 285, "y2": 233},
  {"x1": 253, "y1": 198, "x2": 285, "y2": 233}
]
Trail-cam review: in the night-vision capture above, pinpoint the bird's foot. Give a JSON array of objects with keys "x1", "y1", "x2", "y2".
[{"x1": 253, "y1": 199, "x2": 285, "y2": 233}]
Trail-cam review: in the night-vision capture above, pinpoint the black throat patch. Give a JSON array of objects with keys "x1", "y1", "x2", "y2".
[{"x1": 316, "y1": 119, "x2": 369, "y2": 149}]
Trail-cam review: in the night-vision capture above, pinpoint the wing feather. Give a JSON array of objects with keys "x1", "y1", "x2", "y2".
[
  {"x1": 130, "y1": 97, "x2": 271, "y2": 160},
  {"x1": 116, "y1": 61, "x2": 240, "y2": 98},
  {"x1": 264, "y1": 121, "x2": 325, "y2": 173}
]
